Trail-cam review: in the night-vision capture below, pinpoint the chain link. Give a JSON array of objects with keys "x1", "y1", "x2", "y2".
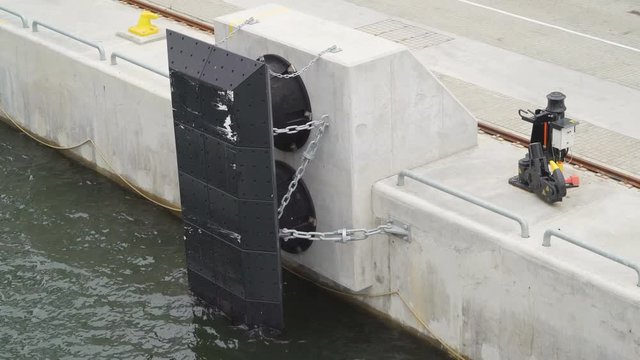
[
  {"x1": 216, "y1": 17, "x2": 258, "y2": 46},
  {"x1": 268, "y1": 45, "x2": 341, "y2": 79},
  {"x1": 279, "y1": 224, "x2": 395, "y2": 243},
  {"x1": 273, "y1": 117, "x2": 323, "y2": 135},
  {"x1": 277, "y1": 115, "x2": 329, "y2": 218}
]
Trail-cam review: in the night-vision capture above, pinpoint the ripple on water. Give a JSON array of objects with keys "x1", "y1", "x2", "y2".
[{"x1": 0, "y1": 122, "x2": 448, "y2": 359}]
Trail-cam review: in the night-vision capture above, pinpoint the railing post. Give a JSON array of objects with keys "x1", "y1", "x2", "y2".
[
  {"x1": 31, "y1": 20, "x2": 106, "y2": 61},
  {"x1": 396, "y1": 170, "x2": 530, "y2": 238},
  {"x1": 0, "y1": 6, "x2": 29, "y2": 28},
  {"x1": 110, "y1": 52, "x2": 169, "y2": 78},
  {"x1": 542, "y1": 231, "x2": 553, "y2": 247}
]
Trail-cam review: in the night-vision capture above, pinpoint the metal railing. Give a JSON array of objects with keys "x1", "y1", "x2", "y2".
[
  {"x1": 110, "y1": 52, "x2": 169, "y2": 78},
  {"x1": 0, "y1": 6, "x2": 28, "y2": 28},
  {"x1": 397, "y1": 170, "x2": 530, "y2": 238},
  {"x1": 543, "y1": 229, "x2": 640, "y2": 287},
  {"x1": 32, "y1": 20, "x2": 106, "y2": 61}
]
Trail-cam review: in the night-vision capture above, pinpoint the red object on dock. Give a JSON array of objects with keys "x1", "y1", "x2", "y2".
[{"x1": 566, "y1": 176, "x2": 580, "y2": 187}]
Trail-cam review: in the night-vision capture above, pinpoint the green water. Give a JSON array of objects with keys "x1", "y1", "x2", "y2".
[{"x1": 0, "y1": 122, "x2": 449, "y2": 359}]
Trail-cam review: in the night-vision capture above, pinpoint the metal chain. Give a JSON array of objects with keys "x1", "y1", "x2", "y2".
[
  {"x1": 273, "y1": 117, "x2": 323, "y2": 135},
  {"x1": 216, "y1": 17, "x2": 258, "y2": 46},
  {"x1": 277, "y1": 115, "x2": 330, "y2": 218},
  {"x1": 279, "y1": 225, "x2": 395, "y2": 243},
  {"x1": 268, "y1": 45, "x2": 342, "y2": 79}
]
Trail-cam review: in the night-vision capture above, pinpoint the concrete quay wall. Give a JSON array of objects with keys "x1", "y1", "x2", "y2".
[
  {"x1": 214, "y1": 5, "x2": 477, "y2": 291},
  {"x1": 0, "y1": 20, "x2": 179, "y2": 207},
  {"x1": 366, "y1": 160, "x2": 640, "y2": 360},
  {"x1": 4, "y1": 4, "x2": 639, "y2": 360}
]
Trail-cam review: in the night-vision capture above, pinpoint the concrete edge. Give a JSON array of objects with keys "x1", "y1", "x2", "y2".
[
  {"x1": 0, "y1": 22, "x2": 170, "y2": 97},
  {"x1": 372, "y1": 180, "x2": 640, "y2": 304},
  {"x1": 0, "y1": 115, "x2": 182, "y2": 214}
]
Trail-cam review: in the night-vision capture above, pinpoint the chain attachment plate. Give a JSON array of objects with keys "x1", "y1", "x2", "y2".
[{"x1": 385, "y1": 219, "x2": 411, "y2": 242}]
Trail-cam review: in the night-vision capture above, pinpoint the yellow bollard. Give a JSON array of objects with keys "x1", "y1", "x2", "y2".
[{"x1": 128, "y1": 11, "x2": 160, "y2": 37}]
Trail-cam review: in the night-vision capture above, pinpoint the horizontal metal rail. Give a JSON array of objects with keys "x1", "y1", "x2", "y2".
[
  {"x1": 397, "y1": 170, "x2": 530, "y2": 238},
  {"x1": 110, "y1": 52, "x2": 169, "y2": 78},
  {"x1": 0, "y1": 6, "x2": 29, "y2": 28},
  {"x1": 32, "y1": 20, "x2": 106, "y2": 61},
  {"x1": 543, "y1": 229, "x2": 640, "y2": 287}
]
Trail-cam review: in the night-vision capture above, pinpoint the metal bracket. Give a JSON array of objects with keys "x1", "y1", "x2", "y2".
[{"x1": 385, "y1": 219, "x2": 411, "y2": 242}]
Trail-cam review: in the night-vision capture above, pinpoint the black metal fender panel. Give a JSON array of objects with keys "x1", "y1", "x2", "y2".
[{"x1": 167, "y1": 30, "x2": 283, "y2": 329}]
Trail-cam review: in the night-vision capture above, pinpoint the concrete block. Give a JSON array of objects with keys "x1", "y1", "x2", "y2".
[
  {"x1": 0, "y1": 22, "x2": 179, "y2": 206},
  {"x1": 116, "y1": 30, "x2": 167, "y2": 44},
  {"x1": 369, "y1": 135, "x2": 640, "y2": 359},
  {"x1": 214, "y1": 5, "x2": 477, "y2": 290},
  {"x1": 372, "y1": 181, "x2": 640, "y2": 359}
]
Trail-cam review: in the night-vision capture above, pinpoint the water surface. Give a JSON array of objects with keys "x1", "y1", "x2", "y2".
[{"x1": 0, "y1": 122, "x2": 449, "y2": 359}]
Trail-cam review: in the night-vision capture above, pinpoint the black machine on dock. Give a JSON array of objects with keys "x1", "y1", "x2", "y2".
[{"x1": 509, "y1": 92, "x2": 580, "y2": 203}]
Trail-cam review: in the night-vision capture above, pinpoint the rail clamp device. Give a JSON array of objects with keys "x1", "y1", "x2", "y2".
[
  {"x1": 509, "y1": 92, "x2": 579, "y2": 203},
  {"x1": 167, "y1": 30, "x2": 284, "y2": 329}
]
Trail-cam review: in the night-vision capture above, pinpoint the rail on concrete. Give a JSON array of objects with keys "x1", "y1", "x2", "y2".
[
  {"x1": 111, "y1": 52, "x2": 169, "y2": 78},
  {"x1": 543, "y1": 229, "x2": 640, "y2": 287},
  {"x1": 397, "y1": 170, "x2": 530, "y2": 238},
  {"x1": 32, "y1": 20, "x2": 106, "y2": 61},
  {"x1": 0, "y1": 6, "x2": 29, "y2": 28}
]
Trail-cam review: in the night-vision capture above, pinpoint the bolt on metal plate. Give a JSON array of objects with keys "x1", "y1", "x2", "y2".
[{"x1": 386, "y1": 218, "x2": 411, "y2": 242}]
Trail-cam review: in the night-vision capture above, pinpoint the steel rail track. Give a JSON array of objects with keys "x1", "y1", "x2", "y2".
[{"x1": 118, "y1": 0, "x2": 214, "y2": 33}]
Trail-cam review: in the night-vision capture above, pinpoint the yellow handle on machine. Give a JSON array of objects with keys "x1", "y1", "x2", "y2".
[{"x1": 549, "y1": 160, "x2": 564, "y2": 173}]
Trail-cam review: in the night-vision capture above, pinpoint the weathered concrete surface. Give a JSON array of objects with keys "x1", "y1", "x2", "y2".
[
  {"x1": 370, "y1": 134, "x2": 640, "y2": 359},
  {"x1": 0, "y1": 0, "x2": 211, "y2": 206},
  {"x1": 227, "y1": 0, "x2": 386, "y2": 28},
  {"x1": 214, "y1": 4, "x2": 477, "y2": 291}
]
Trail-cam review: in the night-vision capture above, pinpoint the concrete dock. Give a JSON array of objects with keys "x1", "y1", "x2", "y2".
[
  {"x1": 149, "y1": 0, "x2": 640, "y2": 179},
  {"x1": 372, "y1": 135, "x2": 640, "y2": 359},
  {"x1": 1, "y1": 0, "x2": 639, "y2": 359}
]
